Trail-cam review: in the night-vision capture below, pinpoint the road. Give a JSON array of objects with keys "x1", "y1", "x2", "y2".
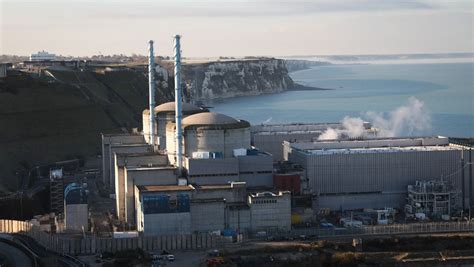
[
  {"x1": 149, "y1": 250, "x2": 207, "y2": 267},
  {"x1": 0, "y1": 240, "x2": 34, "y2": 267}
]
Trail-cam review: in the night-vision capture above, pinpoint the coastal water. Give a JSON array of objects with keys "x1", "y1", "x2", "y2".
[{"x1": 211, "y1": 62, "x2": 473, "y2": 137}]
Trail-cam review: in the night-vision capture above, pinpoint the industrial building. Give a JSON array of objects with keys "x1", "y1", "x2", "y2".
[
  {"x1": 64, "y1": 183, "x2": 88, "y2": 232},
  {"x1": 284, "y1": 136, "x2": 469, "y2": 211},
  {"x1": 251, "y1": 122, "x2": 374, "y2": 161},
  {"x1": 29, "y1": 50, "x2": 56, "y2": 61},
  {"x1": 135, "y1": 182, "x2": 291, "y2": 235},
  {"x1": 406, "y1": 180, "x2": 459, "y2": 219},
  {"x1": 100, "y1": 37, "x2": 291, "y2": 236}
]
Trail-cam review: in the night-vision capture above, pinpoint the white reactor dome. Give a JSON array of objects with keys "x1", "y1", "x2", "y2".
[{"x1": 166, "y1": 112, "x2": 251, "y2": 163}]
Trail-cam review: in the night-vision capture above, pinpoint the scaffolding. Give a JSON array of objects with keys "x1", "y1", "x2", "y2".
[
  {"x1": 406, "y1": 180, "x2": 459, "y2": 219},
  {"x1": 49, "y1": 168, "x2": 64, "y2": 215}
]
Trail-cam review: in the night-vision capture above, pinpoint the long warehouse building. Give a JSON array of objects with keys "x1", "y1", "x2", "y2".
[{"x1": 284, "y1": 136, "x2": 470, "y2": 211}]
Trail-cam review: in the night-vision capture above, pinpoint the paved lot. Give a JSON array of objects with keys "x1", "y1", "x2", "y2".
[{"x1": 150, "y1": 250, "x2": 207, "y2": 267}]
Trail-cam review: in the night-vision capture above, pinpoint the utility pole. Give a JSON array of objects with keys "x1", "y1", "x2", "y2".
[{"x1": 462, "y1": 150, "x2": 465, "y2": 211}]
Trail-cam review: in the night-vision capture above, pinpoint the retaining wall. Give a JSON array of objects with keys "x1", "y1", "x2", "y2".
[{"x1": 0, "y1": 220, "x2": 228, "y2": 255}]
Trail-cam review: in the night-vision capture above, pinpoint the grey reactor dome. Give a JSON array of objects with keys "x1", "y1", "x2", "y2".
[
  {"x1": 181, "y1": 112, "x2": 251, "y2": 129},
  {"x1": 142, "y1": 101, "x2": 208, "y2": 148}
]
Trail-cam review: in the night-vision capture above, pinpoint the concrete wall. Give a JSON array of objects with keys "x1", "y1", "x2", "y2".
[
  {"x1": 186, "y1": 157, "x2": 239, "y2": 184},
  {"x1": 238, "y1": 154, "x2": 273, "y2": 187},
  {"x1": 142, "y1": 213, "x2": 191, "y2": 235},
  {"x1": 114, "y1": 153, "x2": 168, "y2": 220},
  {"x1": 227, "y1": 207, "x2": 251, "y2": 230},
  {"x1": 316, "y1": 192, "x2": 406, "y2": 211},
  {"x1": 249, "y1": 193, "x2": 291, "y2": 231},
  {"x1": 101, "y1": 134, "x2": 146, "y2": 186},
  {"x1": 185, "y1": 154, "x2": 273, "y2": 186},
  {"x1": 109, "y1": 145, "x2": 152, "y2": 190},
  {"x1": 115, "y1": 159, "x2": 126, "y2": 220},
  {"x1": 65, "y1": 204, "x2": 88, "y2": 232},
  {"x1": 142, "y1": 111, "x2": 158, "y2": 145},
  {"x1": 191, "y1": 201, "x2": 226, "y2": 232},
  {"x1": 157, "y1": 113, "x2": 175, "y2": 150},
  {"x1": 125, "y1": 167, "x2": 177, "y2": 224},
  {"x1": 183, "y1": 127, "x2": 251, "y2": 158}
]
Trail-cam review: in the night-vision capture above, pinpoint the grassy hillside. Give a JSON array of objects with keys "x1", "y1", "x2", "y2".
[{"x1": 0, "y1": 68, "x2": 163, "y2": 192}]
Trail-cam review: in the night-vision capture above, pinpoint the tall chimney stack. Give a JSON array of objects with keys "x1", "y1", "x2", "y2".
[
  {"x1": 148, "y1": 40, "x2": 156, "y2": 148},
  {"x1": 174, "y1": 35, "x2": 183, "y2": 172}
]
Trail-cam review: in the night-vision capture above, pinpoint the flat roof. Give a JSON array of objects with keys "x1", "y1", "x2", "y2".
[
  {"x1": 290, "y1": 136, "x2": 452, "y2": 152},
  {"x1": 115, "y1": 152, "x2": 165, "y2": 157},
  {"x1": 126, "y1": 166, "x2": 176, "y2": 171},
  {"x1": 306, "y1": 145, "x2": 461, "y2": 156},
  {"x1": 137, "y1": 185, "x2": 195, "y2": 192},
  {"x1": 195, "y1": 184, "x2": 233, "y2": 190}
]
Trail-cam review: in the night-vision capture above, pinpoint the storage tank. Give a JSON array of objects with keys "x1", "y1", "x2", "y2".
[
  {"x1": 64, "y1": 183, "x2": 88, "y2": 232},
  {"x1": 166, "y1": 112, "x2": 251, "y2": 164},
  {"x1": 142, "y1": 101, "x2": 207, "y2": 148}
]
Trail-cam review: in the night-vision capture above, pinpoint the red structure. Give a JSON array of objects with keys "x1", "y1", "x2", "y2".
[{"x1": 273, "y1": 173, "x2": 301, "y2": 195}]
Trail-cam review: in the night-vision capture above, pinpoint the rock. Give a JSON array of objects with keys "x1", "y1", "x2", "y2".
[{"x1": 179, "y1": 58, "x2": 295, "y2": 101}]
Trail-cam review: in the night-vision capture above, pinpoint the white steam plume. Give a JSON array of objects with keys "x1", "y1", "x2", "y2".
[
  {"x1": 318, "y1": 128, "x2": 340, "y2": 140},
  {"x1": 341, "y1": 116, "x2": 366, "y2": 138},
  {"x1": 318, "y1": 97, "x2": 431, "y2": 140},
  {"x1": 367, "y1": 97, "x2": 431, "y2": 137}
]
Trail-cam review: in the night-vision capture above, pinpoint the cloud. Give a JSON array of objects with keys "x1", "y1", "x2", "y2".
[{"x1": 2, "y1": 0, "x2": 438, "y2": 21}]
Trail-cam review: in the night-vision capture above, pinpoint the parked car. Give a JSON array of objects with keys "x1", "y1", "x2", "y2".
[{"x1": 166, "y1": 254, "x2": 175, "y2": 261}]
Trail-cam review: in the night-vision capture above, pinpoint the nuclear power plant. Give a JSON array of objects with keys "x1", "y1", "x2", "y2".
[
  {"x1": 102, "y1": 36, "x2": 289, "y2": 235},
  {"x1": 100, "y1": 35, "x2": 473, "y2": 237}
]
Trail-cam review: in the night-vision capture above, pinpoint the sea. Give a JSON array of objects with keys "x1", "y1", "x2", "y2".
[{"x1": 211, "y1": 59, "x2": 474, "y2": 138}]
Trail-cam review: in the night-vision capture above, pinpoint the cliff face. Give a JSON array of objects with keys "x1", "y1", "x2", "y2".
[{"x1": 177, "y1": 59, "x2": 295, "y2": 101}]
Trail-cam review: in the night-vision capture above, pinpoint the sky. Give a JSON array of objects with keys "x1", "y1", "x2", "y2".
[{"x1": 0, "y1": 0, "x2": 473, "y2": 57}]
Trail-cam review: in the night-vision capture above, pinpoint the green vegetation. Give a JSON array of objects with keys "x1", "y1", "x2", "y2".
[{"x1": 0, "y1": 68, "x2": 156, "y2": 192}]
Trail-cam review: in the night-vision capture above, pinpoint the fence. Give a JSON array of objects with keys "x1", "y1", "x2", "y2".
[
  {"x1": 3, "y1": 219, "x2": 474, "y2": 255},
  {"x1": 282, "y1": 221, "x2": 474, "y2": 239},
  {"x1": 253, "y1": 221, "x2": 474, "y2": 239},
  {"x1": 0, "y1": 220, "x2": 230, "y2": 256}
]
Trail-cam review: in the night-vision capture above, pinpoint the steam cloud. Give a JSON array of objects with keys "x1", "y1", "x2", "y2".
[{"x1": 318, "y1": 97, "x2": 431, "y2": 140}]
